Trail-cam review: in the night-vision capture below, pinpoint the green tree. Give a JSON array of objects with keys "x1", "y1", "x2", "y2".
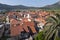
[
  {"x1": 35, "y1": 13, "x2": 60, "y2": 40},
  {"x1": 35, "y1": 31, "x2": 44, "y2": 40}
]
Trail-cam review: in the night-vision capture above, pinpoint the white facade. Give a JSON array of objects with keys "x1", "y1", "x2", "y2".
[{"x1": 6, "y1": 16, "x2": 10, "y2": 24}]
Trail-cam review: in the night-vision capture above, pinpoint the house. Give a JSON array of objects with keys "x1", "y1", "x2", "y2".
[
  {"x1": 10, "y1": 18, "x2": 24, "y2": 36},
  {"x1": 34, "y1": 17, "x2": 46, "y2": 32},
  {"x1": 21, "y1": 18, "x2": 37, "y2": 33}
]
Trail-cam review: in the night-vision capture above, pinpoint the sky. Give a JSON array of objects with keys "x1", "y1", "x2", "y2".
[{"x1": 0, "y1": 0, "x2": 59, "y2": 7}]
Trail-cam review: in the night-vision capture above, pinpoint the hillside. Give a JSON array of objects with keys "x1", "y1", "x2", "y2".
[
  {"x1": 0, "y1": 1, "x2": 60, "y2": 11},
  {"x1": 40, "y1": 1, "x2": 60, "y2": 10},
  {"x1": 0, "y1": 3, "x2": 39, "y2": 11}
]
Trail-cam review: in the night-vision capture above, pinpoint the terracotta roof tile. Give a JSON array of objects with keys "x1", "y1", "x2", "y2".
[{"x1": 10, "y1": 19, "x2": 18, "y2": 25}]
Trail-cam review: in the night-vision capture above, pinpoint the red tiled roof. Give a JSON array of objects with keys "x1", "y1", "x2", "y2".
[
  {"x1": 22, "y1": 21, "x2": 37, "y2": 33},
  {"x1": 10, "y1": 18, "x2": 18, "y2": 25},
  {"x1": 10, "y1": 19, "x2": 24, "y2": 36},
  {"x1": 35, "y1": 18, "x2": 46, "y2": 24}
]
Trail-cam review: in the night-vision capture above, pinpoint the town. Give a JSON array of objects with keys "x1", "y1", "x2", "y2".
[{"x1": 0, "y1": 10, "x2": 50, "y2": 40}]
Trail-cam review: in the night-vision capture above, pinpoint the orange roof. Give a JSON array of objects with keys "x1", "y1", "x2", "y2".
[
  {"x1": 22, "y1": 21, "x2": 37, "y2": 33},
  {"x1": 10, "y1": 24, "x2": 24, "y2": 36},
  {"x1": 10, "y1": 18, "x2": 18, "y2": 25},
  {"x1": 10, "y1": 19, "x2": 24, "y2": 36},
  {"x1": 35, "y1": 18, "x2": 46, "y2": 24}
]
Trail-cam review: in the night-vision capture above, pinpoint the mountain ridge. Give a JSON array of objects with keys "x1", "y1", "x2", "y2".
[
  {"x1": 0, "y1": 3, "x2": 39, "y2": 11},
  {"x1": 40, "y1": 1, "x2": 60, "y2": 10},
  {"x1": 0, "y1": 1, "x2": 60, "y2": 11}
]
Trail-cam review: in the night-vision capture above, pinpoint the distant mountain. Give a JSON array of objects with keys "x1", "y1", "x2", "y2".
[
  {"x1": 0, "y1": 3, "x2": 12, "y2": 10},
  {"x1": 40, "y1": 1, "x2": 60, "y2": 10},
  {"x1": 0, "y1": 1, "x2": 60, "y2": 11},
  {"x1": 0, "y1": 3, "x2": 39, "y2": 11}
]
